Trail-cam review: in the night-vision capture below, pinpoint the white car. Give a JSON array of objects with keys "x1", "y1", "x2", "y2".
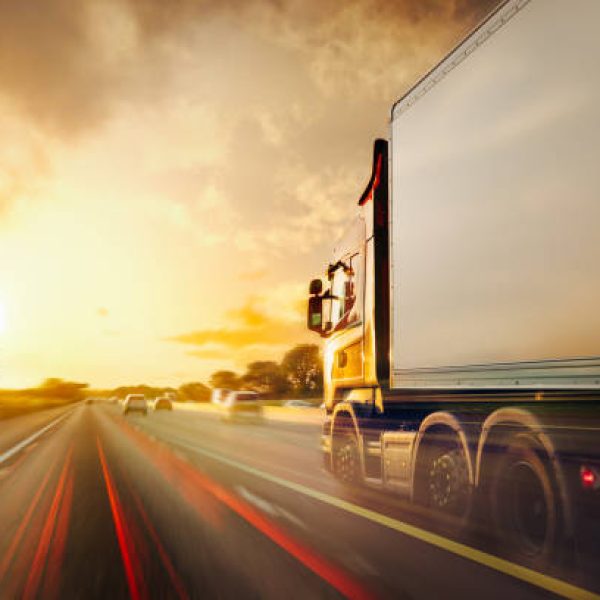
[
  {"x1": 153, "y1": 396, "x2": 173, "y2": 411},
  {"x1": 211, "y1": 388, "x2": 231, "y2": 405},
  {"x1": 221, "y1": 391, "x2": 262, "y2": 423},
  {"x1": 123, "y1": 394, "x2": 148, "y2": 416}
]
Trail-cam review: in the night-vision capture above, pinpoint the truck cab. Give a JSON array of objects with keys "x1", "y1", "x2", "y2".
[{"x1": 308, "y1": 140, "x2": 389, "y2": 416}]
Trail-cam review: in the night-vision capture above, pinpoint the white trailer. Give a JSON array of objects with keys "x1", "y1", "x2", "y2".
[{"x1": 390, "y1": 0, "x2": 600, "y2": 389}]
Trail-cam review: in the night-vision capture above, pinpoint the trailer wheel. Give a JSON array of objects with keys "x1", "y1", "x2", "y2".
[
  {"x1": 490, "y1": 437, "x2": 557, "y2": 563},
  {"x1": 333, "y1": 433, "x2": 360, "y2": 485}
]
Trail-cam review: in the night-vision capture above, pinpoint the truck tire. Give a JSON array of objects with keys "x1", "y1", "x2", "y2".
[
  {"x1": 333, "y1": 433, "x2": 360, "y2": 485},
  {"x1": 416, "y1": 437, "x2": 471, "y2": 522},
  {"x1": 490, "y1": 436, "x2": 558, "y2": 564}
]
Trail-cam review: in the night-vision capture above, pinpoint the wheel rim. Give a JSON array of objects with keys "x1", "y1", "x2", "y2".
[
  {"x1": 505, "y1": 460, "x2": 549, "y2": 556},
  {"x1": 427, "y1": 448, "x2": 468, "y2": 514},
  {"x1": 335, "y1": 438, "x2": 358, "y2": 483}
]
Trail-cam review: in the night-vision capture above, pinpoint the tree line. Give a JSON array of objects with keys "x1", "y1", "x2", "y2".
[
  {"x1": 2, "y1": 343, "x2": 323, "y2": 406},
  {"x1": 109, "y1": 343, "x2": 322, "y2": 402},
  {"x1": 208, "y1": 343, "x2": 323, "y2": 399}
]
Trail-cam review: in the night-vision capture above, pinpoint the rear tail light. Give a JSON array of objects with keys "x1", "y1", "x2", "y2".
[{"x1": 580, "y1": 465, "x2": 599, "y2": 490}]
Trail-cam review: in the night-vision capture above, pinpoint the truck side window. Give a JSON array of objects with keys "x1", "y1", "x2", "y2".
[
  {"x1": 331, "y1": 252, "x2": 362, "y2": 330},
  {"x1": 346, "y1": 253, "x2": 362, "y2": 325}
]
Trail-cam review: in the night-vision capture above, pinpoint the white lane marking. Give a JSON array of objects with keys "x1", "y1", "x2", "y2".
[
  {"x1": 0, "y1": 412, "x2": 70, "y2": 466},
  {"x1": 235, "y1": 485, "x2": 310, "y2": 532},
  {"x1": 172, "y1": 438, "x2": 600, "y2": 600},
  {"x1": 278, "y1": 507, "x2": 309, "y2": 531},
  {"x1": 342, "y1": 553, "x2": 379, "y2": 577},
  {"x1": 234, "y1": 486, "x2": 375, "y2": 575},
  {"x1": 236, "y1": 485, "x2": 279, "y2": 516}
]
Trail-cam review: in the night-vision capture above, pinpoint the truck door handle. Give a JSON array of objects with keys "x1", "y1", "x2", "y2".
[{"x1": 338, "y1": 350, "x2": 348, "y2": 369}]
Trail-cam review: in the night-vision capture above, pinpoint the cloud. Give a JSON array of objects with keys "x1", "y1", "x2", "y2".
[
  {"x1": 169, "y1": 297, "x2": 304, "y2": 349},
  {"x1": 168, "y1": 283, "x2": 313, "y2": 368},
  {"x1": 0, "y1": 0, "x2": 498, "y2": 138},
  {"x1": 0, "y1": 0, "x2": 498, "y2": 221},
  {"x1": 140, "y1": 0, "x2": 499, "y2": 263},
  {"x1": 187, "y1": 346, "x2": 233, "y2": 360},
  {"x1": 246, "y1": 0, "x2": 499, "y2": 100},
  {"x1": 0, "y1": 104, "x2": 53, "y2": 219},
  {"x1": 0, "y1": 2, "x2": 115, "y2": 137},
  {"x1": 238, "y1": 269, "x2": 267, "y2": 281}
]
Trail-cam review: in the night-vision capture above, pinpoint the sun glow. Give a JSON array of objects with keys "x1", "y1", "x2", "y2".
[{"x1": 0, "y1": 301, "x2": 6, "y2": 335}]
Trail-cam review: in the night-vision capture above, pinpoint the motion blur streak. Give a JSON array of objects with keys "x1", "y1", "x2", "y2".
[
  {"x1": 23, "y1": 446, "x2": 73, "y2": 600},
  {"x1": 119, "y1": 419, "x2": 376, "y2": 600},
  {"x1": 44, "y1": 470, "x2": 74, "y2": 599},
  {"x1": 0, "y1": 463, "x2": 55, "y2": 582},
  {"x1": 129, "y1": 486, "x2": 189, "y2": 600},
  {"x1": 203, "y1": 478, "x2": 376, "y2": 600},
  {"x1": 128, "y1": 484, "x2": 190, "y2": 600},
  {"x1": 97, "y1": 437, "x2": 143, "y2": 600},
  {"x1": 112, "y1": 416, "x2": 225, "y2": 529}
]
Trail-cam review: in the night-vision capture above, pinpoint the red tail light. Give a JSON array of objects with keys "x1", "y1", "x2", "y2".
[{"x1": 580, "y1": 466, "x2": 598, "y2": 489}]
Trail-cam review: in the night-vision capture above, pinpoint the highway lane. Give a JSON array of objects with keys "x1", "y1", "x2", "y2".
[
  {"x1": 0, "y1": 402, "x2": 595, "y2": 599},
  {"x1": 0, "y1": 405, "x2": 74, "y2": 464}
]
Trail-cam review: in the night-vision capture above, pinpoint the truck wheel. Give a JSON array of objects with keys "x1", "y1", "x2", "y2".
[
  {"x1": 490, "y1": 437, "x2": 558, "y2": 563},
  {"x1": 416, "y1": 439, "x2": 471, "y2": 527},
  {"x1": 333, "y1": 433, "x2": 360, "y2": 485},
  {"x1": 428, "y1": 448, "x2": 469, "y2": 513},
  {"x1": 416, "y1": 440, "x2": 471, "y2": 516}
]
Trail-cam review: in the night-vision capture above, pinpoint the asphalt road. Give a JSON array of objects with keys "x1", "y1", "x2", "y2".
[{"x1": 0, "y1": 403, "x2": 595, "y2": 599}]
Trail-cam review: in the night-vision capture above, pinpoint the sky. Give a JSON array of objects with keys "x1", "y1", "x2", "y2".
[{"x1": 0, "y1": 0, "x2": 497, "y2": 388}]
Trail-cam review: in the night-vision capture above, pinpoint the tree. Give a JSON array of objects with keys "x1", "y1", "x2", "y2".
[
  {"x1": 37, "y1": 378, "x2": 89, "y2": 401},
  {"x1": 281, "y1": 344, "x2": 323, "y2": 396},
  {"x1": 241, "y1": 361, "x2": 289, "y2": 398},
  {"x1": 178, "y1": 382, "x2": 211, "y2": 402},
  {"x1": 209, "y1": 370, "x2": 240, "y2": 391},
  {"x1": 112, "y1": 385, "x2": 175, "y2": 399}
]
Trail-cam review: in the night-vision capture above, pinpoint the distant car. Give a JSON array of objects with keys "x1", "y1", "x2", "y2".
[
  {"x1": 221, "y1": 391, "x2": 262, "y2": 423},
  {"x1": 211, "y1": 388, "x2": 231, "y2": 405},
  {"x1": 283, "y1": 399, "x2": 314, "y2": 408},
  {"x1": 153, "y1": 396, "x2": 173, "y2": 411},
  {"x1": 123, "y1": 394, "x2": 148, "y2": 416},
  {"x1": 84, "y1": 397, "x2": 94, "y2": 405}
]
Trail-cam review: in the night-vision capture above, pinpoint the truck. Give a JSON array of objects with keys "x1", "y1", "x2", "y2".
[{"x1": 307, "y1": 0, "x2": 600, "y2": 572}]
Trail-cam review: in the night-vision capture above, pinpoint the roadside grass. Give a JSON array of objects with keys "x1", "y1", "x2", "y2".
[{"x1": 0, "y1": 392, "x2": 77, "y2": 420}]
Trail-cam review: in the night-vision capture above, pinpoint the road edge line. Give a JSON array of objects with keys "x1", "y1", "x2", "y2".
[{"x1": 0, "y1": 412, "x2": 71, "y2": 466}]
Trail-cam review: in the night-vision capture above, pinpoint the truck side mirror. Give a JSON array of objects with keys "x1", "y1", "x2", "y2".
[
  {"x1": 307, "y1": 295, "x2": 323, "y2": 333},
  {"x1": 309, "y1": 279, "x2": 323, "y2": 295}
]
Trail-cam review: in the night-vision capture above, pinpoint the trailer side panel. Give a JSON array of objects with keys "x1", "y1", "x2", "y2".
[{"x1": 390, "y1": 0, "x2": 600, "y2": 389}]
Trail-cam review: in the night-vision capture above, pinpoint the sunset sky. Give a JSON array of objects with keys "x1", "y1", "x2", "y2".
[{"x1": 0, "y1": 0, "x2": 496, "y2": 388}]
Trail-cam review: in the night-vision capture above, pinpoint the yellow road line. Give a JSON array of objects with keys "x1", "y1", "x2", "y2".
[{"x1": 176, "y1": 438, "x2": 599, "y2": 600}]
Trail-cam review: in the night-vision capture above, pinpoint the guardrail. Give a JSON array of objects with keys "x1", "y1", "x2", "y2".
[{"x1": 172, "y1": 402, "x2": 323, "y2": 425}]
